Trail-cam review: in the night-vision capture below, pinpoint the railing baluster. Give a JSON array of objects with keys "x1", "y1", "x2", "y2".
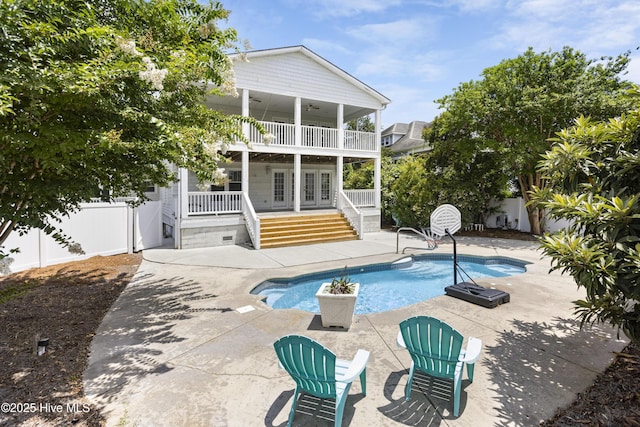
[{"x1": 187, "y1": 191, "x2": 244, "y2": 215}]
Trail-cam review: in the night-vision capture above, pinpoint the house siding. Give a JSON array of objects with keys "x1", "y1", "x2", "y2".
[{"x1": 233, "y1": 53, "x2": 381, "y2": 108}]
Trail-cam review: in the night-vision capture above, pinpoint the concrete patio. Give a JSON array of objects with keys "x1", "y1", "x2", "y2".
[{"x1": 84, "y1": 230, "x2": 627, "y2": 426}]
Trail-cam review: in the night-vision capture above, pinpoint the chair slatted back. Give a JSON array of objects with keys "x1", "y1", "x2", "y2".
[
  {"x1": 400, "y1": 316, "x2": 463, "y2": 379},
  {"x1": 274, "y1": 335, "x2": 337, "y2": 399}
]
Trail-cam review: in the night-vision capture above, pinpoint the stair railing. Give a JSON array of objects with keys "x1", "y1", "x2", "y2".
[
  {"x1": 338, "y1": 190, "x2": 364, "y2": 239},
  {"x1": 242, "y1": 192, "x2": 260, "y2": 249}
]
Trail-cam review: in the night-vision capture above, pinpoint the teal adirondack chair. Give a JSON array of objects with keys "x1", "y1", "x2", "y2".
[
  {"x1": 274, "y1": 335, "x2": 370, "y2": 427},
  {"x1": 397, "y1": 316, "x2": 482, "y2": 417}
]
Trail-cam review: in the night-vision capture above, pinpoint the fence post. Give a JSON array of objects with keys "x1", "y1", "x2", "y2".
[
  {"x1": 38, "y1": 229, "x2": 46, "y2": 268},
  {"x1": 127, "y1": 205, "x2": 134, "y2": 254}
]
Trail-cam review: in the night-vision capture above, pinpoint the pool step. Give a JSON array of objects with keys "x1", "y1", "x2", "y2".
[{"x1": 259, "y1": 213, "x2": 358, "y2": 248}]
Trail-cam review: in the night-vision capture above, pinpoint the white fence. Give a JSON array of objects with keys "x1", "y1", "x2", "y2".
[
  {"x1": 487, "y1": 197, "x2": 571, "y2": 233},
  {"x1": 2, "y1": 200, "x2": 162, "y2": 274}
]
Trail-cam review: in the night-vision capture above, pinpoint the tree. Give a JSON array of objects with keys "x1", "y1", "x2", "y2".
[
  {"x1": 346, "y1": 115, "x2": 374, "y2": 132},
  {"x1": 343, "y1": 161, "x2": 374, "y2": 190},
  {"x1": 530, "y1": 85, "x2": 640, "y2": 344},
  {"x1": 424, "y1": 114, "x2": 510, "y2": 227},
  {"x1": 431, "y1": 47, "x2": 633, "y2": 234},
  {"x1": 0, "y1": 0, "x2": 268, "y2": 257},
  {"x1": 389, "y1": 155, "x2": 432, "y2": 227}
]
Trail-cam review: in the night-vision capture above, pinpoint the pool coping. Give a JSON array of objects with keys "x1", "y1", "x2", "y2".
[{"x1": 250, "y1": 253, "x2": 530, "y2": 295}]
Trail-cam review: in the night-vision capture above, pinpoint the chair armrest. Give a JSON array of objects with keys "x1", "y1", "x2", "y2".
[
  {"x1": 336, "y1": 349, "x2": 370, "y2": 383},
  {"x1": 396, "y1": 331, "x2": 406, "y2": 349},
  {"x1": 460, "y1": 337, "x2": 482, "y2": 364}
]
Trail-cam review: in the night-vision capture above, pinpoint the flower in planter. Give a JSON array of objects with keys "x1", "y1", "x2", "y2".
[{"x1": 327, "y1": 267, "x2": 355, "y2": 294}]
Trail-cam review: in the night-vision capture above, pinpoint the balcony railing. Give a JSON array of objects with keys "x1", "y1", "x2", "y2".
[
  {"x1": 250, "y1": 122, "x2": 295, "y2": 146},
  {"x1": 302, "y1": 125, "x2": 338, "y2": 148},
  {"x1": 188, "y1": 191, "x2": 243, "y2": 215},
  {"x1": 248, "y1": 121, "x2": 377, "y2": 152},
  {"x1": 343, "y1": 189, "x2": 376, "y2": 207},
  {"x1": 344, "y1": 130, "x2": 377, "y2": 151}
]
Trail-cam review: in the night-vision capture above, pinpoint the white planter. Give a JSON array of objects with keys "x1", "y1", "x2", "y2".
[{"x1": 315, "y1": 282, "x2": 360, "y2": 329}]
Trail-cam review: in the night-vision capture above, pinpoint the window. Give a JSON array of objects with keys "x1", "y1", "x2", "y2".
[
  {"x1": 210, "y1": 169, "x2": 242, "y2": 191},
  {"x1": 228, "y1": 170, "x2": 242, "y2": 191}
]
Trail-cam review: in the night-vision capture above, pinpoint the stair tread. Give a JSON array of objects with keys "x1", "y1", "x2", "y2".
[
  {"x1": 256, "y1": 212, "x2": 358, "y2": 249},
  {"x1": 261, "y1": 223, "x2": 351, "y2": 232},
  {"x1": 261, "y1": 230, "x2": 357, "y2": 241},
  {"x1": 261, "y1": 235, "x2": 358, "y2": 248}
]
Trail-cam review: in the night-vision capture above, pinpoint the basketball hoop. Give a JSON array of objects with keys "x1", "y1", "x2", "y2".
[{"x1": 430, "y1": 204, "x2": 461, "y2": 236}]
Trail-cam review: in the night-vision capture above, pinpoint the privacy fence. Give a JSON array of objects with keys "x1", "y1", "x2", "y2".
[{"x1": 2, "y1": 200, "x2": 162, "y2": 274}]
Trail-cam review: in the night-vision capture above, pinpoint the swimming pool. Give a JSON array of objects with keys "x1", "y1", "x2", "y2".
[{"x1": 251, "y1": 254, "x2": 527, "y2": 314}]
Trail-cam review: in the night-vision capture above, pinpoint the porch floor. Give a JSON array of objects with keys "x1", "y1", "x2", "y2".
[{"x1": 256, "y1": 208, "x2": 339, "y2": 218}]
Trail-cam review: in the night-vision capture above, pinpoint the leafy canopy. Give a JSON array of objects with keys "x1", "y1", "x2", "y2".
[
  {"x1": 0, "y1": 0, "x2": 265, "y2": 255},
  {"x1": 429, "y1": 47, "x2": 632, "y2": 234},
  {"x1": 531, "y1": 86, "x2": 640, "y2": 344}
]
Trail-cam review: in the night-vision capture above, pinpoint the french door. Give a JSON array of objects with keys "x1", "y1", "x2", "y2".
[
  {"x1": 302, "y1": 172, "x2": 316, "y2": 206},
  {"x1": 272, "y1": 170, "x2": 287, "y2": 208},
  {"x1": 271, "y1": 169, "x2": 334, "y2": 208}
]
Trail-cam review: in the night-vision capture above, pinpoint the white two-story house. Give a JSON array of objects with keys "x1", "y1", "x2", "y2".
[{"x1": 161, "y1": 46, "x2": 391, "y2": 250}]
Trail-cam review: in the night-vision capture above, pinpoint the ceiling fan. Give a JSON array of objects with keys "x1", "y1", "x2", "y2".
[{"x1": 305, "y1": 104, "x2": 320, "y2": 111}]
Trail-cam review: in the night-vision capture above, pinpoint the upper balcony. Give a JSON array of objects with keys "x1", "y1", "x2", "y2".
[
  {"x1": 206, "y1": 85, "x2": 383, "y2": 157},
  {"x1": 248, "y1": 121, "x2": 378, "y2": 152}
]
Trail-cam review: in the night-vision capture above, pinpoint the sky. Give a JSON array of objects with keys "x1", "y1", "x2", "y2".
[{"x1": 219, "y1": 0, "x2": 640, "y2": 129}]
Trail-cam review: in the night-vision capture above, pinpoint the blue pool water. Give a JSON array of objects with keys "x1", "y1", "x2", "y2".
[{"x1": 251, "y1": 255, "x2": 527, "y2": 314}]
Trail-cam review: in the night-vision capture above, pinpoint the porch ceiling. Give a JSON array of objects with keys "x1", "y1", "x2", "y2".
[
  {"x1": 228, "y1": 152, "x2": 367, "y2": 164},
  {"x1": 206, "y1": 91, "x2": 375, "y2": 123}
]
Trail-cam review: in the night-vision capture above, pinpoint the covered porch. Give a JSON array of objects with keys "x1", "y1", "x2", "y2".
[{"x1": 167, "y1": 46, "x2": 389, "y2": 250}]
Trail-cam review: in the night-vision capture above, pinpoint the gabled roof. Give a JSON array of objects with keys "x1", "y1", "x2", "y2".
[
  {"x1": 388, "y1": 121, "x2": 430, "y2": 154},
  {"x1": 381, "y1": 122, "x2": 409, "y2": 136},
  {"x1": 229, "y1": 45, "x2": 391, "y2": 106}
]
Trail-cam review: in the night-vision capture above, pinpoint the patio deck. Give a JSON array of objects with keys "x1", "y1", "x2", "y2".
[{"x1": 84, "y1": 231, "x2": 627, "y2": 426}]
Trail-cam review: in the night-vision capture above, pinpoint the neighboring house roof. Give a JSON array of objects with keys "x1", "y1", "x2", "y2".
[
  {"x1": 382, "y1": 122, "x2": 410, "y2": 137},
  {"x1": 384, "y1": 121, "x2": 430, "y2": 155}
]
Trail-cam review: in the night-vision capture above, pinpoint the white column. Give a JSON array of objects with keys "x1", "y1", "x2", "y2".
[
  {"x1": 242, "y1": 150, "x2": 249, "y2": 194},
  {"x1": 374, "y1": 156, "x2": 381, "y2": 208},
  {"x1": 294, "y1": 97, "x2": 301, "y2": 147},
  {"x1": 179, "y1": 167, "x2": 189, "y2": 219},
  {"x1": 337, "y1": 104, "x2": 344, "y2": 150},
  {"x1": 336, "y1": 156, "x2": 344, "y2": 209},
  {"x1": 294, "y1": 97, "x2": 302, "y2": 211},
  {"x1": 375, "y1": 109, "x2": 382, "y2": 152},
  {"x1": 177, "y1": 167, "x2": 189, "y2": 249},
  {"x1": 336, "y1": 104, "x2": 344, "y2": 208},
  {"x1": 374, "y1": 109, "x2": 382, "y2": 208},
  {"x1": 241, "y1": 88, "x2": 250, "y2": 140},
  {"x1": 294, "y1": 153, "x2": 301, "y2": 212},
  {"x1": 241, "y1": 89, "x2": 250, "y2": 199}
]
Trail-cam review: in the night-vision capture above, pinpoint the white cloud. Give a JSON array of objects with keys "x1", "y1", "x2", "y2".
[
  {"x1": 346, "y1": 17, "x2": 439, "y2": 44},
  {"x1": 302, "y1": 38, "x2": 352, "y2": 56},
  {"x1": 626, "y1": 54, "x2": 640, "y2": 85},
  {"x1": 486, "y1": 0, "x2": 640, "y2": 56},
  {"x1": 377, "y1": 83, "x2": 442, "y2": 125},
  {"x1": 445, "y1": 0, "x2": 502, "y2": 12},
  {"x1": 287, "y1": 0, "x2": 403, "y2": 18}
]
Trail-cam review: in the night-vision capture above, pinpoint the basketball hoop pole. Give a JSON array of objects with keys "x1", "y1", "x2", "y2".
[
  {"x1": 446, "y1": 228, "x2": 457, "y2": 285},
  {"x1": 430, "y1": 204, "x2": 462, "y2": 286}
]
